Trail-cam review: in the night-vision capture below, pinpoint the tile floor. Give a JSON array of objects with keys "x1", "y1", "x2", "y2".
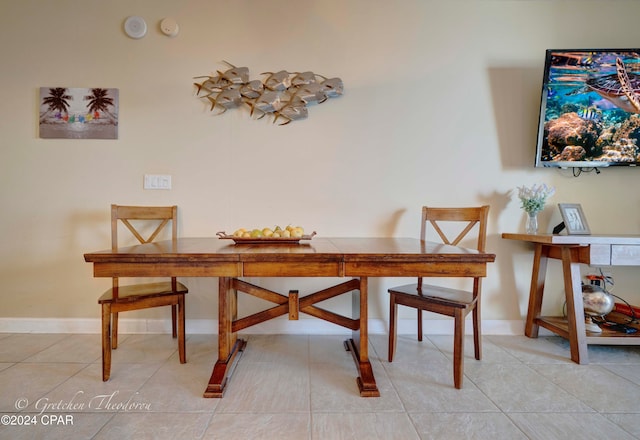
[{"x1": 1, "y1": 331, "x2": 640, "y2": 439}]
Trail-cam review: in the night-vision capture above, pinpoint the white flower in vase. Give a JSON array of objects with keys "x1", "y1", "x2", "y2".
[{"x1": 516, "y1": 183, "x2": 555, "y2": 233}]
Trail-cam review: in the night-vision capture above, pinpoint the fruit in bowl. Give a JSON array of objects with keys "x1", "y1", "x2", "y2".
[
  {"x1": 229, "y1": 225, "x2": 305, "y2": 239},
  {"x1": 289, "y1": 226, "x2": 304, "y2": 238}
]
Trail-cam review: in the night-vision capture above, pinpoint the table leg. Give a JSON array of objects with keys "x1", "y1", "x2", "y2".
[
  {"x1": 204, "y1": 277, "x2": 245, "y2": 398},
  {"x1": 561, "y1": 246, "x2": 589, "y2": 364},
  {"x1": 525, "y1": 243, "x2": 549, "y2": 338},
  {"x1": 344, "y1": 277, "x2": 380, "y2": 397}
]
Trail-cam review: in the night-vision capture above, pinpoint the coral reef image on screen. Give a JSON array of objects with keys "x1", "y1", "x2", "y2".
[{"x1": 536, "y1": 50, "x2": 640, "y2": 166}]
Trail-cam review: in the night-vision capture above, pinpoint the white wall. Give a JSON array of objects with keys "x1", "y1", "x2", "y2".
[{"x1": 2, "y1": 0, "x2": 640, "y2": 332}]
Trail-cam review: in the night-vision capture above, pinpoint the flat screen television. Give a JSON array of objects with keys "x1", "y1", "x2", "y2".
[{"x1": 535, "y1": 49, "x2": 640, "y2": 168}]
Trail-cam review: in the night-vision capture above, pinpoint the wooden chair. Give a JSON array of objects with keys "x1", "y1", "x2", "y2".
[
  {"x1": 99, "y1": 205, "x2": 188, "y2": 381},
  {"x1": 388, "y1": 206, "x2": 489, "y2": 388}
]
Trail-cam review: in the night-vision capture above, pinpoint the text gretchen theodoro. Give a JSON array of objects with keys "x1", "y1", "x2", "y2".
[{"x1": 21, "y1": 391, "x2": 151, "y2": 414}]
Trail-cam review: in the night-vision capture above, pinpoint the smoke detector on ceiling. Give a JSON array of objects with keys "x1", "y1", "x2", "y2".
[
  {"x1": 160, "y1": 18, "x2": 179, "y2": 37},
  {"x1": 123, "y1": 16, "x2": 147, "y2": 39}
]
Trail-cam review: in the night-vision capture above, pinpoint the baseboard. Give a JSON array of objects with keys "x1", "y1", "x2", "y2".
[{"x1": 0, "y1": 317, "x2": 529, "y2": 335}]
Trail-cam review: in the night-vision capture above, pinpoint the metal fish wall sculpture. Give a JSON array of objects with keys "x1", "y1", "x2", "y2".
[{"x1": 194, "y1": 61, "x2": 343, "y2": 125}]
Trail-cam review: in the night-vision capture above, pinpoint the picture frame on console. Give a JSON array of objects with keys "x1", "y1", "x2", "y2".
[{"x1": 558, "y1": 203, "x2": 590, "y2": 235}]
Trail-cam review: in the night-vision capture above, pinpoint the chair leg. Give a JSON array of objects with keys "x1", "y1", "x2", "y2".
[
  {"x1": 473, "y1": 303, "x2": 482, "y2": 361},
  {"x1": 101, "y1": 303, "x2": 112, "y2": 381},
  {"x1": 453, "y1": 308, "x2": 465, "y2": 389},
  {"x1": 171, "y1": 304, "x2": 178, "y2": 338},
  {"x1": 178, "y1": 295, "x2": 186, "y2": 364},
  {"x1": 417, "y1": 309, "x2": 423, "y2": 341},
  {"x1": 388, "y1": 294, "x2": 397, "y2": 362},
  {"x1": 112, "y1": 311, "x2": 119, "y2": 350}
]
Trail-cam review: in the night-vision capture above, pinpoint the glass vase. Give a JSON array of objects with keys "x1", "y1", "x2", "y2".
[{"x1": 526, "y1": 211, "x2": 539, "y2": 234}]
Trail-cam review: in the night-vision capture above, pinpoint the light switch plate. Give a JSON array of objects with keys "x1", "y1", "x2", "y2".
[{"x1": 144, "y1": 174, "x2": 172, "y2": 190}]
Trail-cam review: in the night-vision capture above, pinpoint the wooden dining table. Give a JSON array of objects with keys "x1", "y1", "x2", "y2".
[{"x1": 84, "y1": 237, "x2": 496, "y2": 398}]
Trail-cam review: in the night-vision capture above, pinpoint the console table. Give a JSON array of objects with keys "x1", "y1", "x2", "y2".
[{"x1": 502, "y1": 233, "x2": 640, "y2": 364}]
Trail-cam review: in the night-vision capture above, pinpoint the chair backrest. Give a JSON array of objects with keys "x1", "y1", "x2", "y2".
[
  {"x1": 111, "y1": 204, "x2": 178, "y2": 290},
  {"x1": 418, "y1": 205, "x2": 490, "y2": 289},
  {"x1": 420, "y1": 206, "x2": 489, "y2": 252}
]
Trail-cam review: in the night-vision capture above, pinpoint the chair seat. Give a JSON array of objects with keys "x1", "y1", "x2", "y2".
[
  {"x1": 389, "y1": 283, "x2": 476, "y2": 309},
  {"x1": 99, "y1": 281, "x2": 188, "y2": 304}
]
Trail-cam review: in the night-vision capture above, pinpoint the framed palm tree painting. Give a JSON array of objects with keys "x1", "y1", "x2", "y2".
[{"x1": 39, "y1": 87, "x2": 119, "y2": 139}]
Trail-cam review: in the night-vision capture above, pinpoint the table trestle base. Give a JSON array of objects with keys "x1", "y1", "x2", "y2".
[
  {"x1": 205, "y1": 277, "x2": 379, "y2": 398},
  {"x1": 204, "y1": 338, "x2": 246, "y2": 398}
]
